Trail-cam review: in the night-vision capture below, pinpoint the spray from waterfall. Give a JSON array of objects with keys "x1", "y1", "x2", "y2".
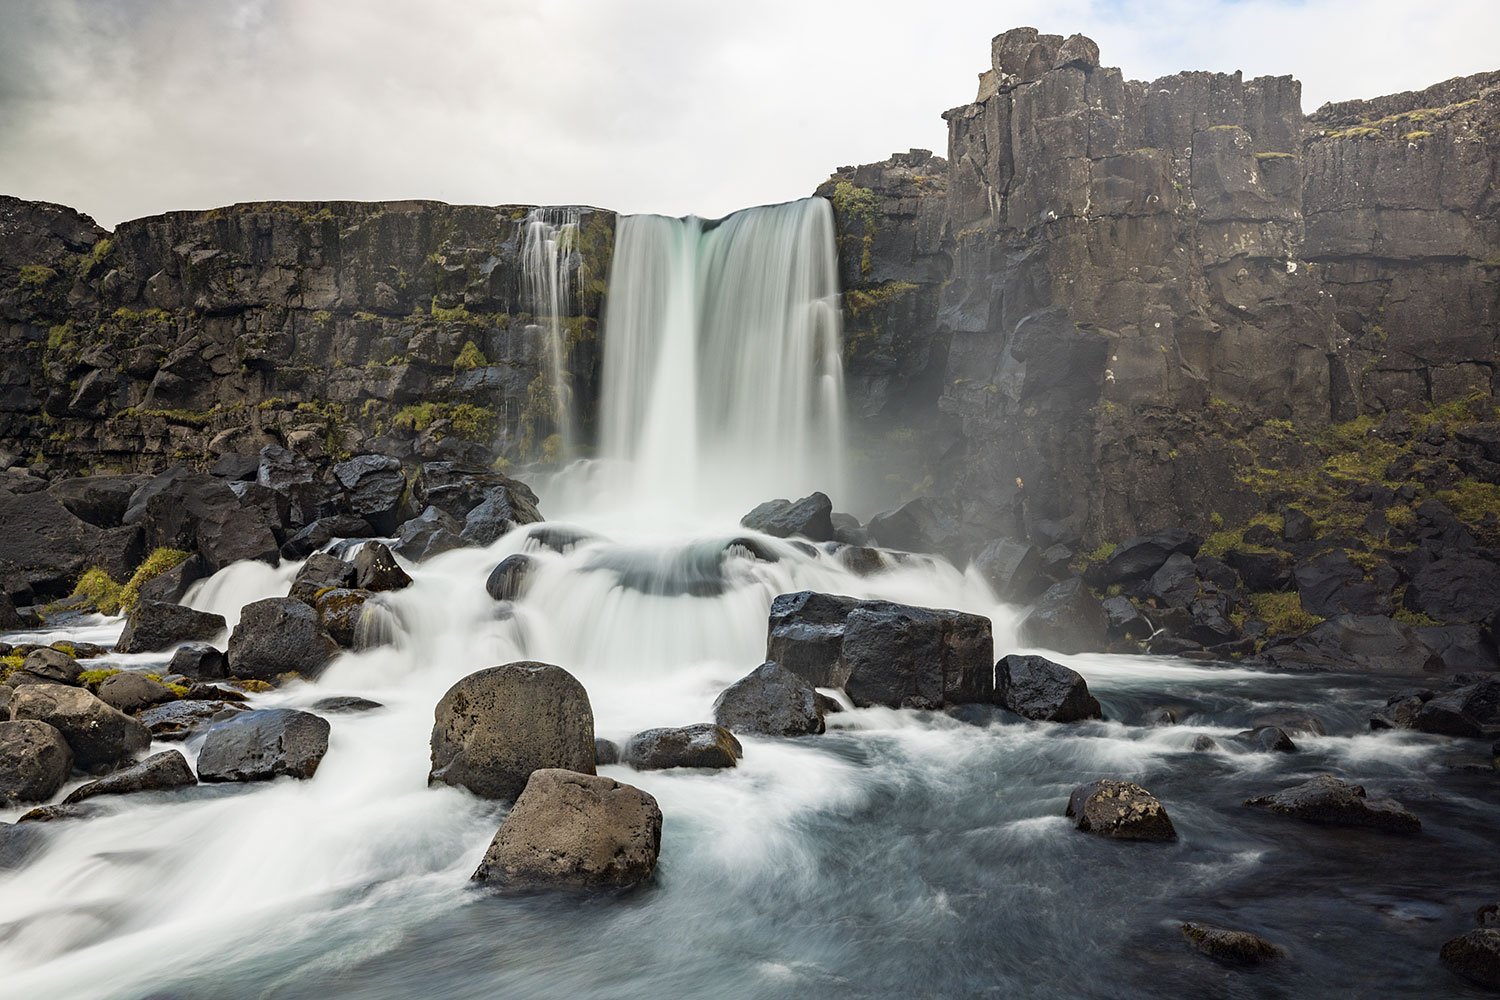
[
  {"x1": 593, "y1": 197, "x2": 845, "y2": 517},
  {"x1": 522, "y1": 207, "x2": 582, "y2": 460}
]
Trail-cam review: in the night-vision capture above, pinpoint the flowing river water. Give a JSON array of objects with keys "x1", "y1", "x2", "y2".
[{"x1": 1, "y1": 199, "x2": 1495, "y2": 999}]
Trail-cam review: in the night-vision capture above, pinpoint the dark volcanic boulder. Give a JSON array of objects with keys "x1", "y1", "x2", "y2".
[
  {"x1": 1406, "y1": 556, "x2": 1500, "y2": 623},
  {"x1": 1258, "y1": 615, "x2": 1440, "y2": 674},
  {"x1": 197, "y1": 709, "x2": 331, "y2": 782},
  {"x1": 1237, "y1": 726, "x2": 1297, "y2": 753},
  {"x1": 63, "y1": 749, "x2": 196, "y2": 804},
  {"x1": 332, "y1": 454, "x2": 407, "y2": 535},
  {"x1": 1066, "y1": 779, "x2": 1175, "y2": 841},
  {"x1": 279, "y1": 515, "x2": 375, "y2": 560},
  {"x1": 311, "y1": 696, "x2": 383, "y2": 714},
  {"x1": 712, "y1": 661, "x2": 824, "y2": 736},
  {"x1": 1101, "y1": 596, "x2": 1153, "y2": 641},
  {"x1": 1244, "y1": 774, "x2": 1420, "y2": 833},
  {"x1": 1294, "y1": 552, "x2": 1384, "y2": 618},
  {"x1": 429, "y1": 662, "x2": 596, "y2": 800},
  {"x1": 134, "y1": 553, "x2": 205, "y2": 606},
  {"x1": 287, "y1": 551, "x2": 356, "y2": 604},
  {"x1": 0, "y1": 720, "x2": 73, "y2": 805},
  {"x1": 740, "y1": 492, "x2": 836, "y2": 542},
  {"x1": 1149, "y1": 552, "x2": 1199, "y2": 608},
  {"x1": 1416, "y1": 625, "x2": 1500, "y2": 673},
  {"x1": 116, "y1": 600, "x2": 226, "y2": 653},
  {"x1": 972, "y1": 539, "x2": 1048, "y2": 603},
  {"x1": 460, "y1": 483, "x2": 544, "y2": 547},
  {"x1": 485, "y1": 553, "x2": 535, "y2": 602},
  {"x1": 995, "y1": 654, "x2": 1102, "y2": 722},
  {"x1": 1441, "y1": 929, "x2": 1500, "y2": 990},
  {"x1": 1413, "y1": 678, "x2": 1500, "y2": 738},
  {"x1": 18, "y1": 647, "x2": 82, "y2": 685},
  {"x1": 352, "y1": 541, "x2": 411, "y2": 592},
  {"x1": 865, "y1": 496, "x2": 969, "y2": 563},
  {"x1": 1180, "y1": 923, "x2": 1286, "y2": 965},
  {"x1": 137, "y1": 699, "x2": 244, "y2": 741},
  {"x1": 1224, "y1": 548, "x2": 1293, "y2": 591},
  {"x1": 594, "y1": 738, "x2": 620, "y2": 765},
  {"x1": 168, "y1": 642, "x2": 227, "y2": 679},
  {"x1": 96, "y1": 672, "x2": 177, "y2": 714},
  {"x1": 1249, "y1": 710, "x2": 1327, "y2": 736},
  {"x1": 313, "y1": 588, "x2": 371, "y2": 648},
  {"x1": 471, "y1": 769, "x2": 662, "y2": 890},
  {"x1": 10, "y1": 684, "x2": 150, "y2": 769},
  {"x1": 841, "y1": 602, "x2": 994, "y2": 709},
  {"x1": 139, "y1": 472, "x2": 281, "y2": 574},
  {"x1": 0, "y1": 483, "x2": 130, "y2": 600},
  {"x1": 1098, "y1": 528, "x2": 1201, "y2": 584},
  {"x1": 226, "y1": 597, "x2": 340, "y2": 681},
  {"x1": 48, "y1": 475, "x2": 146, "y2": 528},
  {"x1": 393, "y1": 505, "x2": 466, "y2": 561},
  {"x1": 765, "y1": 591, "x2": 863, "y2": 687},
  {"x1": 1016, "y1": 578, "x2": 1108, "y2": 654},
  {"x1": 623, "y1": 724, "x2": 742, "y2": 770}
]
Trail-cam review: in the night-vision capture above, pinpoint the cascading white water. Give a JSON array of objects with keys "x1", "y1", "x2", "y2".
[
  {"x1": 521, "y1": 207, "x2": 582, "y2": 460},
  {"x1": 594, "y1": 198, "x2": 845, "y2": 517}
]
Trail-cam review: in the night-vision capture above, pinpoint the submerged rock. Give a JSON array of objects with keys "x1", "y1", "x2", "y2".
[
  {"x1": 1180, "y1": 922, "x2": 1286, "y2": 965},
  {"x1": 1244, "y1": 774, "x2": 1420, "y2": 833},
  {"x1": 429, "y1": 662, "x2": 596, "y2": 800},
  {"x1": 994, "y1": 654, "x2": 1102, "y2": 722},
  {"x1": 10, "y1": 684, "x2": 149, "y2": 770},
  {"x1": 310, "y1": 696, "x2": 383, "y2": 714},
  {"x1": 485, "y1": 553, "x2": 535, "y2": 602},
  {"x1": 63, "y1": 749, "x2": 196, "y2": 804},
  {"x1": 1016, "y1": 578, "x2": 1108, "y2": 654},
  {"x1": 0, "y1": 720, "x2": 73, "y2": 805},
  {"x1": 471, "y1": 769, "x2": 662, "y2": 890},
  {"x1": 1440, "y1": 929, "x2": 1500, "y2": 989},
  {"x1": 623, "y1": 724, "x2": 742, "y2": 770},
  {"x1": 197, "y1": 709, "x2": 331, "y2": 782},
  {"x1": 712, "y1": 661, "x2": 824, "y2": 736},
  {"x1": 1237, "y1": 726, "x2": 1298, "y2": 753},
  {"x1": 1066, "y1": 779, "x2": 1176, "y2": 841},
  {"x1": 740, "y1": 492, "x2": 836, "y2": 542}
]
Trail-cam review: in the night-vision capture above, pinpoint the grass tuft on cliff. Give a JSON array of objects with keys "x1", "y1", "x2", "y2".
[{"x1": 71, "y1": 547, "x2": 193, "y2": 616}]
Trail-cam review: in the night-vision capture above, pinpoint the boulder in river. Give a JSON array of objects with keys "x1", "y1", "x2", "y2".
[
  {"x1": 197, "y1": 709, "x2": 331, "y2": 782},
  {"x1": 1413, "y1": 677, "x2": 1499, "y2": 738},
  {"x1": 623, "y1": 723, "x2": 742, "y2": 770},
  {"x1": 0, "y1": 720, "x2": 73, "y2": 805},
  {"x1": 485, "y1": 553, "x2": 535, "y2": 602},
  {"x1": 137, "y1": 699, "x2": 244, "y2": 741},
  {"x1": 96, "y1": 672, "x2": 178, "y2": 714},
  {"x1": 10, "y1": 684, "x2": 149, "y2": 770},
  {"x1": 1244, "y1": 774, "x2": 1420, "y2": 833},
  {"x1": 994, "y1": 654, "x2": 1102, "y2": 722},
  {"x1": 972, "y1": 538, "x2": 1048, "y2": 603},
  {"x1": 287, "y1": 551, "x2": 357, "y2": 604},
  {"x1": 429, "y1": 662, "x2": 596, "y2": 800},
  {"x1": 1179, "y1": 922, "x2": 1286, "y2": 965},
  {"x1": 313, "y1": 588, "x2": 371, "y2": 649},
  {"x1": 226, "y1": 597, "x2": 340, "y2": 681},
  {"x1": 865, "y1": 496, "x2": 969, "y2": 563},
  {"x1": 594, "y1": 738, "x2": 620, "y2": 766},
  {"x1": 63, "y1": 749, "x2": 196, "y2": 804},
  {"x1": 1257, "y1": 614, "x2": 1441, "y2": 675},
  {"x1": 1066, "y1": 779, "x2": 1176, "y2": 841},
  {"x1": 1016, "y1": 578, "x2": 1108, "y2": 654},
  {"x1": 352, "y1": 541, "x2": 412, "y2": 592},
  {"x1": 765, "y1": 591, "x2": 863, "y2": 687},
  {"x1": 1237, "y1": 726, "x2": 1298, "y2": 753},
  {"x1": 739, "y1": 492, "x2": 836, "y2": 542},
  {"x1": 1440, "y1": 929, "x2": 1500, "y2": 990},
  {"x1": 842, "y1": 602, "x2": 994, "y2": 709},
  {"x1": 712, "y1": 661, "x2": 824, "y2": 736},
  {"x1": 279, "y1": 515, "x2": 375, "y2": 561},
  {"x1": 393, "y1": 505, "x2": 466, "y2": 561},
  {"x1": 471, "y1": 769, "x2": 662, "y2": 890},
  {"x1": 116, "y1": 600, "x2": 227, "y2": 654},
  {"x1": 16, "y1": 647, "x2": 82, "y2": 685},
  {"x1": 167, "y1": 642, "x2": 228, "y2": 680}
]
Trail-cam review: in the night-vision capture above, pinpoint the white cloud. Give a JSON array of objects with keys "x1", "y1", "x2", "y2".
[{"x1": 0, "y1": 0, "x2": 1495, "y2": 228}]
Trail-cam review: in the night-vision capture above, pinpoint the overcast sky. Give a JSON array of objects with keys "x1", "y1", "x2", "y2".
[{"x1": 2, "y1": 0, "x2": 1497, "y2": 229}]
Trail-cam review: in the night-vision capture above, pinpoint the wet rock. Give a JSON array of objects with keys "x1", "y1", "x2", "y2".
[
  {"x1": 1480, "y1": 903, "x2": 1500, "y2": 929},
  {"x1": 1417, "y1": 625, "x2": 1500, "y2": 673},
  {"x1": 279, "y1": 515, "x2": 375, "y2": 561},
  {"x1": 18, "y1": 647, "x2": 82, "y2": 685},
  {"x1": 49, "y1": 475, "x2": 146, "y2": 528},
  {"x1": 834, "y1": 544, "x2": 885, "y2": 576},
  {"x1": 10, "y1": 684, "x2": 149, "y2": 769},
  {"x1": 471, "y1": 769, "x2": 662, "y2": 890},
  {"x1": 1440, "y1": 929, "x2": 1500, "y2": 989},
  {"x1": 196, "y1": 709, "x2": 331, "y2": 782},
  {"x1": 1180, "y1": 922, "x2": 1286, "y2": 965},
  {"x1": 1101, "y1": 596, "x2": 1153, "y2": 641},
  {"x1": 116, "y1": 600, "x2": 226, "y2": 654},
  {"x1": 310, "y1": 696, "x2": 383, "y2": 714},
  {"x1": 1237, "y1": 726, "x2": 1297, "y2": 753},
  {"x1": 352, "y1": 541, "x2": 411, "y2": 592},
  {"x1": 527, "y1": 525, "x2": 597, "y2": 554},
  {"x1": 134, "y1": 553, "x2": 205, "y2": 606},
  {"x1": 391, "y1": 505, "x2": 464, "y2": 561},
  {"x1": 17, "y1": 802, "x2": 100, "y2": 824},
  {"x1": 0, "y1": 821, "x2": 45, "y2": 869},
  {"x1": 994, "y1": 654, "x2": 1102, "y2": 722},
  {"x1": 1244, "y1": 774, "x2": 1420, "y2": 833},
  {"x1": 63, "y1": 749, "x2": 196, "y2": 804},
  {"x1": 0, "y1": 720, "x2": 73, "y2": 805},
  {"x1": 332, "y1": 454, "x2": 407, "y2": 534},
  {"x1": 1066, "y1": 779, "x2": 1176, "y2": 841},
  {"x1": 1294, "y1": 552, "x2": 1385, "y2": 617},
  {"x1": 972, "y1": 539, "x2": 1048, "y2": 603},
  {"x1": 168, "y1": 642, "x2": 227, "y2": 680},
  {"x1": 623, "y1": 723, "x2": 742, "y2": 770},
  {"x1": 1250, "y1": 710, "x2": 1327, "y2": 736},
  {"x1": 1413, "y1": 678, "x2": 1500, "y2": 738},
  {"x1": 842, "y1": 602, "x2": 994, "y2": 709},
  {"x1": 136, "y1": 699, "x2": 244, "y2": 741},
  {"x1": 226, "y1": 597, "x2": 340, "y2": 681},
  {"x1": 1407, "y1": 556, "x2": 1500, "y2": 624},
  {"x1": 765, "y1": 591, "x2": 864, "y2": 687},
  {"x1": 1098, "y1": 529, "x2": 1201, "y2": 584},
  {"x1": 865, "y1": 496, "x2": 969, "y2": 563},
  {"x1": 1191, "y1": 734, "x2": 1221, "y2": 752},
  {"x1": 1258, "y1": 614, "x2": 1441, "y2": 674},
  {"x1": 96, "y1": 672, "x2": 177, "y2": 714},
  {"x1": 313, "y1": 588, "x2": 370, "y2": 648},
  {"x1": 1016, "y1": 578, "x2": 1108, "y2": 654},
  {"x1": 1150, "y1": 552, "x2": 1199, "y2": 608},
  {"x1": 740, "y1": 492, "x2": 836, "y2": 542},
  {"x1": 712, "y1": 661, "x2": 825, "y2": 736},
  {"x1": 138, "y1": 472, "x2": 281, "y2": 573},
  {"x1": 594, "y1": 738, "x2": 620, "y2": 766},
  {"x1": 429, "y1": 662, "x2": 596, "y2": 800},
  {"x1": 460, "y1": 482, "x2": 544, "y2": 547},
  {"x1": 287, "y1": 552, "x2": 356, "y2": 604},
  {"x1": 485, "y1": 553, "x2": 535, "y2": 602}
]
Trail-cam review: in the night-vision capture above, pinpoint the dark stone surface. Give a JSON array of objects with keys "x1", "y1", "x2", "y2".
[
  {"x1": 842, "y1": 603, "x2": 994, "y2": 709},
  {"x1": 0, "y1": 719, "x2": 73, "y2": 805},
  {"x1": 712, "y1": 661, "x2": 825, "y2": 736},
  {"x1": 1016, "y1": 578, "x2": 1109, "y2": 654},
  {"x1": 1066, "y1": 779, "x2": 1176, "y2": 841},
  {"x1": 10, "y1": 684, "x2": 149, "y2": 770},
  {"x1": 622, "y1": 724, "x2": 743, "y2": 771},
  {"x1": 137, "y1": 699, "x2": 244, "y2": 741},
  {"x1": 1100, "y1": 530, "x2": 1203, "y2": 584},
  {"x1": 1406, "y1": 556, "x2": 1500, "y2": 623},
  {"x1": 740, "y1": 492, "x2": 836, "y2": 542},
  {"x1": 765, "y1": 591, "x2": 864, "y2": 688},
  {"x1": 63, "y1": 749, "x2": 196, "y2": 804},
  {"x1": 196, "y1": 709, "x2": 331, "y2": 782},
  {"x1": 352, "y1": 541, "x2": 412, "y2": 592},
  {"x1": 1440, "y1": 929, "x2": 1500, "y2": 989},
  {"x1": 1257, "y1": 615, "x2": 1441, "y2": 675},
  {"x1": 287, "y1": 552, "x2": 356, "y2": 604},
  {"x1": 226, "y1": 597, "x2": 340, "y2": 681},
  {"x1": 1244, "y1": 774, "x2": 1421, "y2": 833},
  {"x1": 972, "y1": 538, "x2": 1048, "y2": 602},
  {"x1": 1413, "y1": 678, "x2": 1500, "y2": 738},
  {"x1": 994, "y1": 654, "x2": 1102, "y2": 722},
  {"x1": 116, "y1": 600, "x2": 226, "y2": 654},
  {"x1": 167, "y1": 642, "x2": 227, "y2": 680},
  {"x1": 1180, "y1": 923, "x2": 1286, "y2": 965},
  {"x1": 485, "y1": 553, "x2": 535, "y2": 602},
  {"x1": 96, "y1": 672, "x2": 177, "y2": 714}
]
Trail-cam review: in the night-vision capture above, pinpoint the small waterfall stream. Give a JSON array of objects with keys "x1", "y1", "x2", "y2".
[{"x1": 521, "y1": 207, "x2": 582, "y2": 460}]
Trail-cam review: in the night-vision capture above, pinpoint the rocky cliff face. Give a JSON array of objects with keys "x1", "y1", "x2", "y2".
[
  {"x1": 826, "y1": 28, "x2": 1499, "y2": 549},
  {"x1": 0, "y1": 198, "x2": 612, "y2": 476}
]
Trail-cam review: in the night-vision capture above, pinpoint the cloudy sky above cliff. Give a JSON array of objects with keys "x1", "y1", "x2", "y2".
[{"x1": 1, "y1": 0, "x2": 1496, "y2": 228}]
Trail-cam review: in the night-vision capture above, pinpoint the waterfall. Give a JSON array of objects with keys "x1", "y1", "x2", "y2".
[
  {"x1": 595, "y1": 197, "x2": 845, "y2": 517},
  {"x1": 521, "y1": 207, "x2": 581, "y2": 461}
]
